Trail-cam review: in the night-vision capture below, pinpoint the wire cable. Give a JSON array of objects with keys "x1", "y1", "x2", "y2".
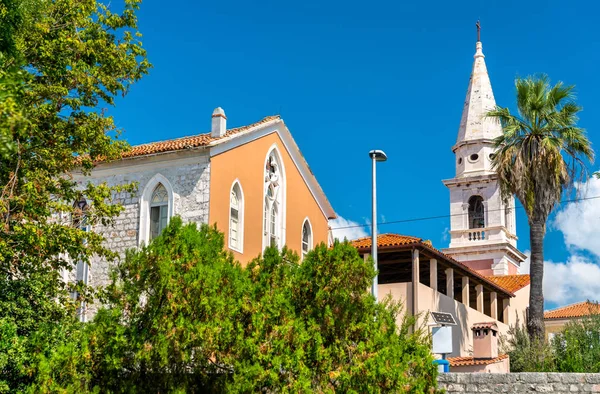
[{"x1": 330, "y1": 194, "x2": 600, "y2": 231}]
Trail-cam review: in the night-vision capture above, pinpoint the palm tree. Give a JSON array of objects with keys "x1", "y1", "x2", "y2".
[{"x1": 488, "y1": 75, "x2": 594, "y2": 340}]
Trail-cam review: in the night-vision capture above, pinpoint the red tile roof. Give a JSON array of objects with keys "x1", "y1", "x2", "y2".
[
  {"x1": 544, "y1": 301, "x2": 600, "y2": 320},
  {"x1": 485, "y1": 274, "x2": 530, "y2": 293},
  {"x1": 351, "y1": 234, "x2": 422, "y2": 249},
  {"x1": 350, "y1": 233, "x2": 515, "y2": 297},
  {"x1": 447, "y1": 353, "x2": 508, "y2": 367},
  {"x1": 104, "y1": 115, "x2": 280, "y2": 161}
]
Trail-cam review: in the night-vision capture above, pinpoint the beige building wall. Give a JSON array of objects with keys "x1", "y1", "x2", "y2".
[
  {"x1": 208, "y1": 132, "x2": 329, "y2": 264},
  {"x1": 378, "y1": 281, "x2": 509, "y2": 357},
  {"x1": 505, "y1": 286, "x2": 529, "y2": 328}
]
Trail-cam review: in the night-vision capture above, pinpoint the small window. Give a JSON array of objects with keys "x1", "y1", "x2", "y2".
[
  {"x1": 469, "y1": 153, "x2": 479, "y2": 162},
  {"x1": 301, "y1": 219, "x2": 312, "y2": 259},
  {"x1": 150, "y1": 184, "x2": 169, "y2": 240},
  {"x1": 458, "y1": 157, "x2": 463, "y2": 165},
  {"x1": 489, "y1": 153, "x2": 495, "y2": 161},
  {"x1": 229, "y1": 182, "x2": 244, "y2": 252}
]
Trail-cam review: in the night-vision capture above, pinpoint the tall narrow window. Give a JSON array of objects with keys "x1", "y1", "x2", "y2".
[
  {"x1": 468, "y1": 195, "x2": 485, "y2": 229},
  {"x1": 150, "y1": 183, "x2": 169, "y2": 240},
  {"x1": 72, "y1": 197, "x2": 90, "y2": 322},
  {"x1": 263, "y1": 149, "x2": 284, "y2": 249},
  {"x1": 301, "y1": 219, "x2": 312, "y2": 259},
  {"x1": 229, "y1": 182, "x2": 244, "y2": 252}
]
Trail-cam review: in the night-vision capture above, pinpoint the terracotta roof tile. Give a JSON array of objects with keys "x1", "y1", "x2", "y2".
[
  {"x1": 447, "y1": 354, "x2": 508, "y2": 367},
  {"x1": 95, "y1": 115, "x2": 280, "y2": 162},
  {"x1": 350, "y1": 234, "x2": 422, "y2": 249},
  {"x1": 544, "y1": 301, "x2": 600, "y2": 320},
  {"x1": 472, "y1": 322, "x2": 498, "y2": 330},
  {"x1": 485, "y1": 274, "x2": 530, "y2": 293},
  {"x1": 350, "y1": 233, "x2": 515, "y2": 297}
]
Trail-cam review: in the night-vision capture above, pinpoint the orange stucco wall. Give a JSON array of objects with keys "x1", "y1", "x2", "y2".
[{"x1": 208, "y1": 132, "x2": 329, "y2": 264}]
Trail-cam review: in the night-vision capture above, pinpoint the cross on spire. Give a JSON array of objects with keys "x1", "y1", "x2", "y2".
[{"x1": 476, "y1": 20, "x2": 481, "y2": 42}]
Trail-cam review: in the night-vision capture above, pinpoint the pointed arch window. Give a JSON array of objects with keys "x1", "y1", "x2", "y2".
[
  {"x1": 468, "y1": 195, "x2": 485, "y2": 229},
  {"x1": 301, "y1": 219, "x2": 312, "y2": 259},
  {"x1": 229, "y1": 181, "x2": 244, "y2": 252},
  {"x1": 263, "y1": 149, "x2": 284, "y2": 249},
  {"x1": 72, "y1": 197, "x2": 90, "y2": 322},
  {"x1": 150, "y1": 183, "x2": 169, "y2": 240}
]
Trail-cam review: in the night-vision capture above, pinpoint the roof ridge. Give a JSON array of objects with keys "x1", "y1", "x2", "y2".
[{"x1": 130, "y1": 115, "x2": 280, "y2": 148}]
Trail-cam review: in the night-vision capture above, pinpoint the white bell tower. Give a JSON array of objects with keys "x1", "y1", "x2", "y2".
[{"x1": 442, "y1": 29, "x2": 526, "y2": 276}]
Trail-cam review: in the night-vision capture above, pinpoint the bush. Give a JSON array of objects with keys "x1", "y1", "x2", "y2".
[
  {"x1": 500, "y1": 316, "x2": 555, "y2": 372},
  {"x1": 27, "y1": 217, "x2": 440, "y2": 393},
  {"x1": 551, "y1": 303, "x2": 600, "y2": 373}
]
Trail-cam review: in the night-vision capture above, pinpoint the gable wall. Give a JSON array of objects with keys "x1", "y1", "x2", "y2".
[{"x1": 208, "y1": 131, "x2": 329, "y2": 263}]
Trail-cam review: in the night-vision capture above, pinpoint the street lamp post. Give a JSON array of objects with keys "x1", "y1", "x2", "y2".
[{"x1": 369, "y1": 149, "x2": 387, "y2": 302}]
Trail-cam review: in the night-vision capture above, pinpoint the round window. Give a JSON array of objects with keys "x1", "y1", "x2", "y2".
[
  {"x1": 469, "y1": 153, "x2": 479, "y2": 162},
  {"x1": 489, "y1": 153, "x2": 495, "y2": 160},
  {"x1": 458, "y1": 157, "x2": 463, "y2": 165}
]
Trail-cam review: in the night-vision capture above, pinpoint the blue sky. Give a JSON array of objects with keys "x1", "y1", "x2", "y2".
[{"x1": 109, "y1": 0, "x2": 600, "y2": 308}]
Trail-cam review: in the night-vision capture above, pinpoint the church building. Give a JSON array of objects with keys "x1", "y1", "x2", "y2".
[{"x1": 72, "y1": 109, "x2": 336, "y2": 319}]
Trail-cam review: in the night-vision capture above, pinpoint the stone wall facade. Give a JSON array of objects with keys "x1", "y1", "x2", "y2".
[
  {"x1": 438, "y1": 373, "x2": 600, "y2": 393},
  {"x1": 78, "y1": 152, "x2": 211, "y2": 316}
]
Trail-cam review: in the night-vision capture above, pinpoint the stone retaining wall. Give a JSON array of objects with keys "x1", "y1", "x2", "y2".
[{"x1": 438, "y1": 373, "x2": 600, "y2": 393}]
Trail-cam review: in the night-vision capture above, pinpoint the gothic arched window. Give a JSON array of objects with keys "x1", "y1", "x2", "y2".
[
  {"x1": 468, "y1": 195, "x2": 485, "y2": 229},
  {"x1": 72, "y1": 196, "x2": 89, "y2": 230},
  {"x1": 301, "y1": 219, "x2": 312, "y2": 259},
  {"x1": 229, "y1": 181, "x2": 244, "y2": 252},
  {"x1": 150, "y1": 183, "x2": 169, "y2": 240},
  {"x1": 263, "y1": 148, "x2": 284, "y2": 249}
]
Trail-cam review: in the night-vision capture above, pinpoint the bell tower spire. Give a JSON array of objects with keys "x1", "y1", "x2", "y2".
[{"x1": 442, "y1": 27, "x2": 526, "y2": 276}]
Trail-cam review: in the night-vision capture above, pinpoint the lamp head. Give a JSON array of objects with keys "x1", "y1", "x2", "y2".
[{"x1": 369, "y1": 149, "x2": 388, "y2": 162}]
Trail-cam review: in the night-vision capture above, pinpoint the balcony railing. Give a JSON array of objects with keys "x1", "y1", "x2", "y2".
[{"x1": 468, "y1": 230, "x2": 485, "y2": 241}]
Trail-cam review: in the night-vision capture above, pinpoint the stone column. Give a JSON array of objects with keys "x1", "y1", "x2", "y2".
[
  {"x1": 490, "y1": 291, "x2": 498, "y2": 320},
  {"x1": 462, "y1": 276, "x2": 470, "y2": 307},
  {"x1": 445, "y1": 268, "x2": 454, "y2": 298},
  {"x1": 475, "y1": 284, "x2": 484, "y2": 313},
  {"x1": 502, "y1": 298, "x2": 510, "y2": 324},
  {"x1": 412, "y1": 249, "x2": 420, "y2": 316},
  {"x1": 430, "y1": 259, "x2": 438, "y2": 292}
]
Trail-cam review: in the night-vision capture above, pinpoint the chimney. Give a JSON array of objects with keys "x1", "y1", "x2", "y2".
[
  {"x1": 472, "y1": 322, "x2": 498, "y2": 359},
  {"x1": 211, "y1": 107, "x2": 227, "y2": 138}
]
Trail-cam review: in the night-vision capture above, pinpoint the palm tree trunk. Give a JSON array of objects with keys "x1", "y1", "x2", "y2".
[{"x1": 528, "y1": 218, "x2": 546, "y2": 340}]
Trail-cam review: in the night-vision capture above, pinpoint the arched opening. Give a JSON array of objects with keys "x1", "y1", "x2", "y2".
[
  {"x1": 468, "y1": 196, "x2": 485, "y2": 229},
  {"x1": 229, "y1": 181, "x2": 244, "y2": 252},
  {"x1": 263, "y1": 147, "x2": 285, "y2": 250},
  {"x1": 301, "y1": 219, "x2": 312, "y2": 259},
  {"x1": 150, "y1": 183, "x2": 169, "y2": 240}
]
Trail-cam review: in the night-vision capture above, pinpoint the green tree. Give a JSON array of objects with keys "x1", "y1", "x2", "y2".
[
  {"x1": 488, "y1": 75, "x2": 594, "y2": 340},
  {"x1": 33, "y1": 218, "x2": 439, "y2": 393},
  {"x1": 552, "y1": 302, "x2": 600, "y2": 373},
  {"x1": 0, "y1": 0, "x2": 149, "y2": 390}
]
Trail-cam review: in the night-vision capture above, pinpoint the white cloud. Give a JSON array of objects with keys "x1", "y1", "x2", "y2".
[
  {"x1": 543, "y1": 255, "x2": 600, "y2": 305},
  {"x1": 554, "y1": 176, "x2": 600, "y2": 256},
  {"x1": 329, "y1": 216, "x2": 369, "y2": 242}
]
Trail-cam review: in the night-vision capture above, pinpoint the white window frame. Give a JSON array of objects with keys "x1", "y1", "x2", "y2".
[
  {"x1": 301, "y1": 217, "x2": 313, "y2": 260},
  {"x1": 262, "y1": 145, "x2": 286, "y2": 251},
  {"x1": 72, "y1": 197, "x2": 90, "y2": 322},
  {"x1": 149, "y1": 184, "x2": 169, "y2": 241},
  {"x1": 139, "y1": 173, "x2": 175, "y2": 246},
  {"x1": 229, "y1": 180, "x2": 244, "y2": 253}
]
